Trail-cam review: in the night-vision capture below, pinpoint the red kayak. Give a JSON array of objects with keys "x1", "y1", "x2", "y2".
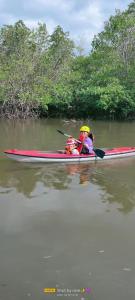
[{"x1": 4, "y1": 147, "x2": 135, "y2": 163}]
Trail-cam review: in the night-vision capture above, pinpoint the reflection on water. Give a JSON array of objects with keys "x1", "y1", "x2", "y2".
[{"x1": 1, "y1": 156, "x2": 135, "y2": 213}]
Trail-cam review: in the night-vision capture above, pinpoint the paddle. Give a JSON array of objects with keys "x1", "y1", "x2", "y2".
[{"x1": 57, "y1": 129, "x2": 105, "y2": 158}]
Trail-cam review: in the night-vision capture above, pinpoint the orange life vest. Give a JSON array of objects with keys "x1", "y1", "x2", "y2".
[{"x1": 65, "y1": 146, "x2": 72, "y2": 154}]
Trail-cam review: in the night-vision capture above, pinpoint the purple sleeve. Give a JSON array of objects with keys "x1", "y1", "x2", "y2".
[{"x1": 85, "y1": 137, "x2": 93, "y2": 153}]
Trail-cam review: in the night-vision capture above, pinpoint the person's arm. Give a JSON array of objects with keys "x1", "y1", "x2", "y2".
[{"x1": 84, "y1": 137, "x2": 93, "y2": 153}]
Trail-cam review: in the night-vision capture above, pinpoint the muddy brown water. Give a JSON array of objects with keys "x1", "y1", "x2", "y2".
[{"x1": 0, "y1": 119, "x2": 135, "y2": 300}]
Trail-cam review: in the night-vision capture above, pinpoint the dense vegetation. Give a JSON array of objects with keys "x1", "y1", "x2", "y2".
[{"x1": 0, "y1": 1, "x2": 135, "y2": 119}]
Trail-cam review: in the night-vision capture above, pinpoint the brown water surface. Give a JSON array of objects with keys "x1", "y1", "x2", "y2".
[{"x1": 0, "y1": 119, "x2": 135, "y2": 300}]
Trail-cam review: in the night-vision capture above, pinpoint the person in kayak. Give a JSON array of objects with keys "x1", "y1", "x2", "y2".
[
  {"x1": 65, "y1": 137, "x2": 79, "y2": 155},
  {"x1": 77, "y1": 125, "x2": 94, "y2": 154}
]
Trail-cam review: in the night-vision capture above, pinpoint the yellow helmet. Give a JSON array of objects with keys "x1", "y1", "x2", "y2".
[{"x1": 80, "y1": 125, "x2": 90, "y2": 133}]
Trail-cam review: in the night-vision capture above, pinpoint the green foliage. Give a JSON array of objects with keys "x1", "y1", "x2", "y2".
[
  {"x1": 73, "y1": 0, "x2": 135, "y2": 119},
  {"x1": 0, "y1": 1, "x2": 135, "y2": 119},
  {"x1": 0, "y1": 21, "x2": 75, "y2": 118}
]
